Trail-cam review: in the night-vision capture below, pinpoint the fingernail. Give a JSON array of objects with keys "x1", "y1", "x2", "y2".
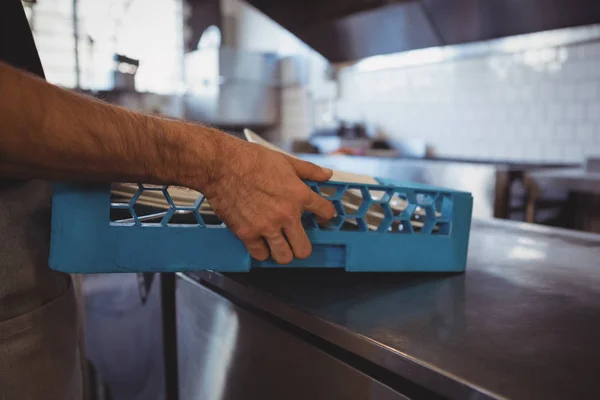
[{"x1": 322, "y1": 167, "x2": 333, "y2": 175}]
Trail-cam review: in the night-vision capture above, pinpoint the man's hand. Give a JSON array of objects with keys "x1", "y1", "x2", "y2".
[
  {"x1": 0, "y1": 61, "x2": 335, "y2": 263},
  {"x1": 197, "y1": 138, "x2": 335, "y2": 264}
]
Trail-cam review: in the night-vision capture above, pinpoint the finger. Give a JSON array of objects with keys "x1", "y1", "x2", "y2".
[
  {"x1": 315, "y1": 215, "x2": 330, "y2": 225},
  {"x1": 244, "y1": 237, "x2": 270, "y2": 261},
  {"x1": 264, "y1": 231, "x2": 294, "y2": 264},
  {"x1": 304, "y1": 191, "x2": 336, "y2": 221},
  {"x1": 286, "y1": 156, "x2": 333, "y2": 182},
  {"x1": 284, "y1": 219, "x2": 312, "y2": 259}
]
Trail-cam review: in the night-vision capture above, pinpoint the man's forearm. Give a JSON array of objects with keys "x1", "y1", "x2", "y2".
[
  {"x1": 0, "y1": 62, "x2": 338, "y2": 264},
  {"x1": 0, "y1": 61, "x2": 223, "y2": 188}
]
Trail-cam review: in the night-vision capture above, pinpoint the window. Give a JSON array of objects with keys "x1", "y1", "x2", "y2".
[{"x1": 24, "y1": 0, "x2": 184, "y2": 93}]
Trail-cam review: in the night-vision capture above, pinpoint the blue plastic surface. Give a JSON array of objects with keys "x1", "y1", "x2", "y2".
[{"x1": 49, "y1": 179, "x2": 473, "y2": 273}]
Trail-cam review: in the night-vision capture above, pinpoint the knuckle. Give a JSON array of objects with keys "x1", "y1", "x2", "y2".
[
  {"x1": 235, "y1": 226, "x2": 257, "y2": 241},
  {"x1": 268, "y1": 234, "x2": 287, "y2": 246},
  {"x1": 250, "y1": 249, "x2": 269, "y2": 261},
  {"x1": 254, "y1": 223, "x2": 272, "y2": 236},
  {"x1": 299, "y1": 188, "x2": 315, "y2": 203},
  {"x1": 246, "y1": 240, "x2": 263, "y2": 250},
  {"x1": 253, "y1": 218, "x2": 278, "y2": 236},
  {"x1": 261, "y1": 221, "x2": 281, "y2": 237},
  {"x1": 275, "y1": 204, "x2": 297, "y2": 224}
]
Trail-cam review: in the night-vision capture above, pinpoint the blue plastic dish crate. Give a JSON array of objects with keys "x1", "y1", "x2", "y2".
[{"x1": 49, "y1": 178, "x2": 473, "y2": 273}]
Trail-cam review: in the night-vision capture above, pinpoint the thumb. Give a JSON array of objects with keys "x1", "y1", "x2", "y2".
[{"x1": 286, "y1": 156, "x2": 333, "y2": 182}]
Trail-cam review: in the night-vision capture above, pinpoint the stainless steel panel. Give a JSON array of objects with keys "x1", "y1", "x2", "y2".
[
  {"x1": 185, "y1": 48, "x2": 279, "y2": 85},
  {"x1": 423, "y1": 0, "x2": 600, "y2": 46},
  {"x1": 246, "y1": 0, "x2": 398, "y2": 32},
  {"x1": 218, "y1": 48, "x2": 279, "y2": 85},
  {"x1": 248, "y1": 0, "x2": 600, "y2": 63},
  {"x1": 83, "y1": 273, "x2": 165, "y2": 400},
  {"x1": 299, "y1": 3, "x2": 441, "y2": 62},
  {"x1": 348, "y1": 23, "x2": 600, "y2": 72},
  {"x1": 184, "y1": 83, "x2": 278, "y2": 126},
  {"x1": 176, "y1": 276, "x2": 407, "y2": 400},
  {"x1": 184, "y1": 48, "x2": 280, "y2": 126},
  {"x1": 193, "y1": 218, "x2": 600, "y2": 400}
]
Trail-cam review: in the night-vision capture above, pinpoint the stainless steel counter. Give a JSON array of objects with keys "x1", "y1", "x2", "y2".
[
  {"x1": 524, "y1": 167, "x2": 600, "y2": 230},
  {"x1": 182, "y1": 218, "x2": 600, "y2": 400},
  {"x1": 526, "y1": 167, "x2": 600, "y2": 194},
  {"x1": 81, "y1": 215, "x2": 600, "y2": 399}
]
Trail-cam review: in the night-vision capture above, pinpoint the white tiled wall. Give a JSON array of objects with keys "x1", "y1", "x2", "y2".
[
  {"x1": 333, "y1": 41, "x2": 600, "y2": 163},
  {"x1": 226, "y1": 5, "x2": 600, "y2": 162}
]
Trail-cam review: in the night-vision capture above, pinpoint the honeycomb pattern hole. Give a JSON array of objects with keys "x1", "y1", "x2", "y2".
[
  {"x1": 318, "y1": 185, "x2": 346, "y2": 200},
  {"x1": 110, "y1": 183, "x2": 170, "y2": 224},
  {"x1": 368, "y1": 189, "x2": 391, "y2": 203},
  {"x1": 132, "y1": 186, "x2": 171, "y2": 225},
  {"x1": 410, "y1": 209, "x2": 424, "y2": 233},
  {"x1": 166, "y1": 186, "x2": 200, "y2": 208},
  {"x1": 390, "y1": 192, "x2": 410, "y2": 217},
  {"x1": 364, "y1": 202, "x2": 393, "y2": 232},
  {"x1": 411, "y1": 204, "x2": 439, "y2": 234},
  {"x1": 128, "y1": 184, "x2": 170, "y2": 213},
  {"x1": 342, "y1": 199, "x2": 358, "y2": 216},
  {"x1": 340, "y1": 186, "x2": 367, "y2": 216}
]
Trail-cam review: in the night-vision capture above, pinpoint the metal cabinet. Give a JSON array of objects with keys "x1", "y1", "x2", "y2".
[{"x1": 176, "y1": 276, "x2": 407, "y2": 400}]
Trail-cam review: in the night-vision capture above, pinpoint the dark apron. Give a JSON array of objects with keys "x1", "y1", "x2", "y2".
[
  {"x1": 0, "y1": 2, "x2": 81, "y2": 398},
  {"x1": 0, "y1": 180, "x2": 82, "y2": 399}
]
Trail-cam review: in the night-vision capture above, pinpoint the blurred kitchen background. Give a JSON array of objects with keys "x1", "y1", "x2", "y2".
[
  {"x1": 23, "y1": 0, "x2": 600, "y2": 232},
  {"x1": 22, "y1": 2, "x2": 600, "y2": 399}
]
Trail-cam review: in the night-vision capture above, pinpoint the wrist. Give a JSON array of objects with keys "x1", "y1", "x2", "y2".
[{"x1": 158, "y1": 119, "x2": 228, "y2": 193}]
